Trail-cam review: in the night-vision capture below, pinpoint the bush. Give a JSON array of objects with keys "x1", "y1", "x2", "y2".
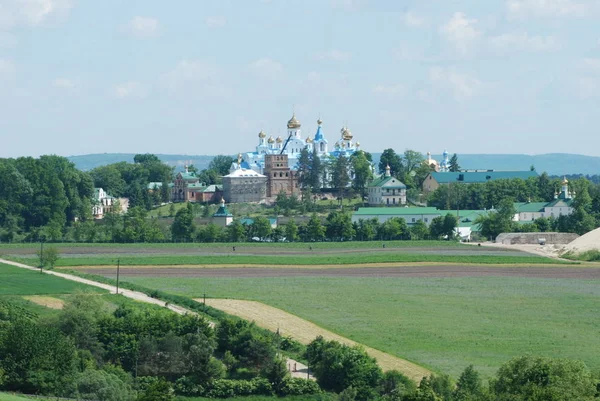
[
  {"x1": 279, "y1": 377, "x2": 322, "y2": 396},
  {"x1": 203, "y1": 378, "x2": 273, "y2": 398}
]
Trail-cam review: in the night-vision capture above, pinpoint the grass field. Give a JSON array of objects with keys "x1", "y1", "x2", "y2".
[
  {"x1": 0, "y1": 240, "x2": 467, "y2": 250},
  {"x1": 121, "y1": 274, "x2": 600, "y2": 378},
  {"x1": 0, "y1": 393, "x2": 34, "y2": 401},
  {"x1": 7, "y1": 254, "x2": 568, "y2": 268},
  {"x1": 0, "y1": 263, "x2": 104, "y2": 295}
]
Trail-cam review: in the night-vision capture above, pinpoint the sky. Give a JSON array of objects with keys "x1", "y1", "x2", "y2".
[{"x1": 1, "y1": 0, "x2": 600, "y2": 158}]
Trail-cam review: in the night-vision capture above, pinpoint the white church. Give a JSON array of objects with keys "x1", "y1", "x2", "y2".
[{"x1": 234, "y1": 114, "x2": 363, "y2": 174}]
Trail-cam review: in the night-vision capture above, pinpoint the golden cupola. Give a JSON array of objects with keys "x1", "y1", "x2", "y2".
[
  {"x1": 258, "y1": 130, "x2": 266, "y2": 139},
  {"x1": 287, "y1": 113, "x2": 301, "y2": 129},
  {"x1": 267, "y1": 136, "x2": 275, "y2": 144},
  {"x1": 276, "y1": 135, "x2": 283, "y2": 143},
  {"x1": 306, "y1": 136, "x2": 313, "y2": 143},
  {"x1": 341, "y1": 126, "x2": 353, "y2": 140}
]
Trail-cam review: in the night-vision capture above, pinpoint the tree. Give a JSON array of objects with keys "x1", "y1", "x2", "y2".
[
  {"x1": 491, "y1": 356, "x2": 597, "y2": 401},
  {"x1": 380, "y1": 370, "x2": 416, "y2": 400},
  {"x1": 227, "y1": 220, "x2": 246, "y2": 242},
  {"x1": 306, "y1": 338, "x2": 382, "y2": 401},
  {"x1": 409, "y1": 220, "x2": 429, "y2": 240},
  {"x1": 449, "y1": 153, "x2": 461, "y2": 172},
  {"x1": 453, "y1": 365, "x2": 483, "y2": 401},
  {"x1": 160, "y1": 180, "x2": 170, "y2": 203},
  {"x1": 379, "y1": 149, "x2": 403, "y2": 177},
  {"x1": 304, "y1": 213, "x2": 325, "y2": 242},
  {"x1": 475, "y1": 198, "x2": 516, "y2": 240},
  {"x1": 171, "y1": 205, "x2": 195, "y2": 242},
  {"x1": 208, "y1": 155, "x2": 235, "y2": 177},
  {"x1": 331, "y1": 155, "x2": 351, "y2": 200},
  {"x1": 285, "y1": 219, "x2": 299, "y2": 242},
  {"x1": 310, "y1": 146, "x2": 323, "y2": 192},
  {"x1": 37, "y1": 246, "x2": 60, "y2": 269},
  {"x1": 351, "y1": 151, "x2": 374, "y2": 201},
  {"x1": 137, "y1": 377, "x2": 175, "y2": 401},
  {"x1": 251, "y1": 217, "x2": 272, "y2": 240},
  {"x1": 74, "y1": 369, "x2": 134, "y2": 401},
  {"x1": 296, "y1": 148, "x2": 312, "y2": 190},
  {"x1": 325, "y1": 211, "x2": 355, "y2": 241}
]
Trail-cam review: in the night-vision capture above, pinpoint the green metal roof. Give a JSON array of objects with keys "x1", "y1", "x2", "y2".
[
  {"x1": 430, "y1": 171, "x2": 538, "y2": 184},
  {"x1": 354, "y1": 207, "x2": 440, "y2": 216},
  {"x1": 179, "y1": 172, "x2": 199, "y2": 181},
  {"x1": 545, "y1": 198, "x2": 573, "y2": 208},
  {"x1": 213, "y1": 205, "x2": 232, "y2": 217},
  {"x1": 514, "y1": 202, "x2": 547, "y2": 213},
  {"x1": 369, "y1": 175, "x2": 407, "y2": 189}
]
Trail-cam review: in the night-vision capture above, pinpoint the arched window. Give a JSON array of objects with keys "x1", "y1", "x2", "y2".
[{"x1": 320, "y1": 143, "x2": 325, "y2": 152}]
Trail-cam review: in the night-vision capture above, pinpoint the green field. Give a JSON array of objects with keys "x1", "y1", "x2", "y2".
[
  {"x1": 0, "y1": 393, "x2": 34, "y2": 401},
  {"x1": 0, "y1": 263, "x2": 104, "y2": 295},
  {"x1": 0, "y1": 240, "x2": 466, "y2": 250},
  {"x1": 122, "y1": 274, "x2": 600, "y2": 378},
  {"x1": 19, "y1": 253, "x2": 564, "y2": 267}
]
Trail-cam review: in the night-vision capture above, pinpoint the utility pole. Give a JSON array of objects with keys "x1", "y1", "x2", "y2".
[
  {"x1": 39, "y1": 242, "x2": 44, "y2": 274},
  {"x1": 116, "y1": 258, "x2": 120, "y2": 295}
]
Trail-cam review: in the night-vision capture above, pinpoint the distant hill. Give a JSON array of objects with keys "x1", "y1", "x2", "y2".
[
  {"x1": 69, "y1": 152, "x2": 600, "y2": 176},
  {"x1": 68, "y1": 153, "x2": 216, "y2": 172},
  {"x1": 371, "y1": 153, "x2": 600, "y2": 176}
]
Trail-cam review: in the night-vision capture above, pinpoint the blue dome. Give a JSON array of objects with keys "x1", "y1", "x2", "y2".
[
  {"x1": 443, "y1": 149, "x2": 448, "y2": 156},
  {"x1": 314, "y1": 126, "x2": 324, "y2": 141}
]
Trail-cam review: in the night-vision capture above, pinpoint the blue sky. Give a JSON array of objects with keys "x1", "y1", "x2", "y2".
[{"x1": 1, "y1": 0, "x2": 599, "y2": 158}]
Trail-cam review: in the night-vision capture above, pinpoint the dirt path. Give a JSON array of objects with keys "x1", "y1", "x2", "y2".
[
  {"x1": 0, "y1": 258, "x2": 308, "y2": 378},
  {"x1": 200, "y1": 298, "x2": 431, "y2": 382},
  {"x1": 23, "y1": 295, "x2": 65, "y2": 309}
]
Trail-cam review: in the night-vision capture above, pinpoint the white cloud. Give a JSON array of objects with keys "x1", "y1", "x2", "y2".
[
  {"x1": 490, "y1": 32, "x2": 561, "y2": 51},
  {"x1": 161, "y1": 60, "x2": 218, "y2": 91},
  {"x1": 128, "y1": 16, "x2": 158, "y2": 38},
  {"x1": 0, "y1": 0, "x2": 74, "y2": 29},
  {"x1": 0, "y1": 59, "x2": 16, "y2": 80},
  {"x1": 429, "y1": 66, "x2": 483, "y2": 100},
  {"x1": 316, "y1": 49, "x2": 351, "y2": 61},
  {"x1": 250, "y1": 58, "x2": 283, "y2": 78},
  {"x1": 113, "y1": 82, "x2": 146, "y2": 99},
  {"x1": 53, "y1": 77, "x2": 77, "y2": 89},
  {"x1": 579, "y1": 57, "x2": 600, "y2": 70},
  {"x1": 507, "y1": 0, "x2": 595, "y2": 18},
  {"x1": 440, "y1": 12, "x2": 481, "y2": 55},
  {"x1": 403, "y1": 12, "x2": 425, "y2": 27},
  {"x1": 373, "y1": 84, "x2": 404, "y2": 95},
  {"x1": 205, "y1": 16, "x2": 226, "y2": 27}
]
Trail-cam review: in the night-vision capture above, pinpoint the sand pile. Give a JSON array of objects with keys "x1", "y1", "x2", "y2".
[{"x1": 563, "y1": 227, "x2": 600, "y2": 254}]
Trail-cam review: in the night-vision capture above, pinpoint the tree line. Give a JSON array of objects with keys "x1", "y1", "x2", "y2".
[
  {"x1": 0, "y1": 294, "x2": 318, "y2": 401},
  {"x1": 1, "y1": 297, "x2": 598, "y2": 401}
]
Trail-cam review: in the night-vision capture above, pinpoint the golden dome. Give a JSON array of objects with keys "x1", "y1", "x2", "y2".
[
  {"x1": 287, "y1": 113, "x2": 301, "y2": 129},
  {"x1": 276, "y1": 135, "x2": 283, "y2": 143},
  {"x1": 562, "y1": 176, "x2": 569, "y2": 185},
  {"x1": 258, "y1": 130, "x2": 266, "y2": 139},
  {"x1": 306, "y1": 136, "x2": 313, "y2": 143},
  {"x1": 267, "y1": 136, "x2": 275, "y2": 144},
  {"x1": 317, "y1": 118, "x2": 323, "y2": 125},
  {"x1": 356, "y1": 141, "x2": 360, "y2": 147},
  {"x1": 341, "y1": 126, "x2": 353, "y2": 140}
]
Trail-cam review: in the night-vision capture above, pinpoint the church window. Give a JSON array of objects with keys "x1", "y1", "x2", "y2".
[{"x1": 273, "y1": 173, "x2": 276, "y2": 177}]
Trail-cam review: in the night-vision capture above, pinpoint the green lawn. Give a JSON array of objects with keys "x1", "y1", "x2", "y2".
[
  {"x1": 0, "y1": 263, "x2": 105, "y2": 295},
  {"x1": 123, "y1": 275, "x2": 600, "y2": 379}
]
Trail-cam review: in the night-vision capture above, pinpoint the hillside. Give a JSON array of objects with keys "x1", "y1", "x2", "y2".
[
  {"x1": 68, "y1": 152, "x2": 600, "y2": 176},
  {"x1": 68, "y1": 153, "x2": 216, "y2": 171}
]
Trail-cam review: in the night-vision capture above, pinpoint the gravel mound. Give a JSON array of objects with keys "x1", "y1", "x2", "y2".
[{"x1": 563, "y1": 227, "x2": 600, "y2": 254}]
